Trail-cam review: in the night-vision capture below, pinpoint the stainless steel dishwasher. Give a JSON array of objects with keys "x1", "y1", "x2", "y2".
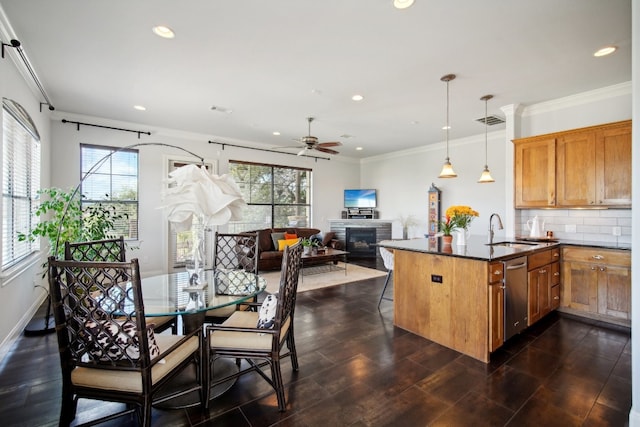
[{"x1": 504, "y1": 256, "x2": 528, "y2": 341}]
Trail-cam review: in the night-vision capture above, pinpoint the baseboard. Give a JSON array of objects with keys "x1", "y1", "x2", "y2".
[{"x1": 0, "y1": 291, "x2": 47, "y2": 363}]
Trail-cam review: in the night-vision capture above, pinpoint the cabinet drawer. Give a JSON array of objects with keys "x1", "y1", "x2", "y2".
[
  {"x1": 562, "y1": 247, "x2": 630, "y2": 267},
  {"x1": 528, "y1": 249, "x2": 553, "y2": 271},
  {"x1": 488, "y1": 262, "x2": 504, "y2": 284}
]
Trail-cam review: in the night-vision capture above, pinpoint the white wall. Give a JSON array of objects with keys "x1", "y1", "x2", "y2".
[
  {"x1": 360, "y1": 84, "x2": 632, "y2": 242},
  {"x1": 361, "y1": 131, "x2": 507, "y2": 239},
  {"x1": 50, "y1": 114, "x2": 360, "y2": 278},
  {"x1": 0, "y1": 52, "x2": 53, "y2": 353}
]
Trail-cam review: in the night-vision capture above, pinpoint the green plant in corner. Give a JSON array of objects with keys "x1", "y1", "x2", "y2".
[{"x1": 17, "y1": 187, "x2": 128, "y2": 266}]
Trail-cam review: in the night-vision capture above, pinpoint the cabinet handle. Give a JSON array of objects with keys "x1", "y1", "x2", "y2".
[
  {"x1": 553, "y1": 253, "x2": 559, "y2": 258},
  {"x1": 493, "y1": 270, "x2": 502, "y2": 275},
  {"x1": 600, "y1": 267, "x2": 606, "y2": 272},
  {"x1": 539, "y1": 269, "x2": 546, "y2": 274},
  {"x1": 554, "y1": 296, "x2": 560, "y2": 300},
  {"x1": 591, "y1": 266, "x2": 597, "y2": 270},
  {"x1": 592, "y1": 255, "x2": 604, "y2": 260},
  {"x1": 554, "y1": 272, "x2": 560, "y2": 276}
]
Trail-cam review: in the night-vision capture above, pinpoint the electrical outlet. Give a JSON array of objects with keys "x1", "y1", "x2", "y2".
[
  {"x1": 565, "y1": 224, "x2": 577, "y2": 233},
  {"x1": 613, "y1": 226, "x2": 621, "y2": 236}
]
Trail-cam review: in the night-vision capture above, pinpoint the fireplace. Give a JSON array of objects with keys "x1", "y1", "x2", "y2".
[{"x1": 346, "y1": 227, "x2": 377, "y2": 258}]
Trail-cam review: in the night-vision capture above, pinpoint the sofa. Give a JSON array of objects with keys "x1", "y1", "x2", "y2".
[{"x1": 250, "y1": 227, "x2": 344, "y2": 271}]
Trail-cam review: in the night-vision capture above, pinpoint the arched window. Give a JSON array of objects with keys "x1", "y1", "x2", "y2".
[{"x1": 1, "y1": 98, "x2": 41, "y2": 270}]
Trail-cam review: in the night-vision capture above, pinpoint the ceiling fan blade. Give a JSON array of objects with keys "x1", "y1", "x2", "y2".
[
  {"x1": 315, "y1": 147, "x2": 339, "y2": 155},
  {"x1": 272, "y1": 144, "x2": 304, "y2": 150},
  {"x1": 297, "y1": 147, "x2": 308, "y2": 156},
  {"x1": 318, "y1": 141, "x2": 342, "y2": 148}
]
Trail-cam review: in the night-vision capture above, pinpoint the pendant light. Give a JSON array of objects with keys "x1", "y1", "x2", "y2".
[
  {"x1": 438, "y1": 74, "x2": 457, "y2": 178},
  {"x1": 477, "y1": 94, "x2": 495, "y2": 183}
]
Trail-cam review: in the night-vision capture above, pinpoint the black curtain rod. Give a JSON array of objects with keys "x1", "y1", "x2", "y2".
[
  {"x1": 208, "y1": 140, "x2": 330, "y2": 162},
  {"x1": 1, "y1": 39, "x2": 54, "y2": 112},
  {"x1": 62, "y1": 119, "x2": 151, "y2": 138}
]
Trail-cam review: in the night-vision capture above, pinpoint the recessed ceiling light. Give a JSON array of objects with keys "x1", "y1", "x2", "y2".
[
  {"x1": 594, "y1": 46, "x2": 617, "y2": 57},
  {"x1": 152, "y1": 25, "x2": 175, "y2": 39},
  {"x1": 134, "y1": 105, "x2": 146, "y2": 111},
  {"x1": 356, "y1": 147, "x2": 364, "y2": 151},
  {"x1": 410, "y1": 120, "x2": 420, "y2": 125},
  {"x1": 272, "y1": 131, "x2": 281, "y2": 136},
  {"x1": 352, "y1": 94, "x2": 364, "y2": 101},
  {"x1": 393, "y1": 0, "x2": 415, "y2": 9}
]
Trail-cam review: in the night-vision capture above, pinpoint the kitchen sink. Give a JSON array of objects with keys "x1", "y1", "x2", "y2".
[{"x1": 488, "y1": 241, "x2": 539, "y2": 249}]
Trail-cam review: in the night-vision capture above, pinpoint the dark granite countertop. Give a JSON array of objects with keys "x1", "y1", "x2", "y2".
[{"x1": 379, "y1": 235, "x2": 630, "y2": 262}]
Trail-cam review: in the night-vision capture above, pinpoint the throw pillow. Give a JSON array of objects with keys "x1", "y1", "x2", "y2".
[
  {"x1": 270, "y1": 232, "x2": 286, "y2": 250},
  {"x1": 284, "y1": 232, "x2": 298, "y2": 240},
  {"x1": 84, "y1": 319, "x2": 161, "y2": 363},
  {"x1": 257, "y1": 294, "x2": 278, "y2": 329},
  {"x1": 278, "y1": 238, "x2": 299, "y2": 251}
]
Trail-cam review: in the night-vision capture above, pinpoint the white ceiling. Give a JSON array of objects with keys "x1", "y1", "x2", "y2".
[{"x1": 0, "y1": 0, "x2": 631, "y2": 159}]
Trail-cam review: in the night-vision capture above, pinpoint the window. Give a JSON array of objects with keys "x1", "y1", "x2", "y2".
[
  {"x1": 2, "y1": 99, "x2": 41, "y2": 269},
  {"x1": 228, "y1": 161, "x2": 311, "y2": 232},
  {"x1": 80, "y1": 144, "x2": 138, "y2": 239}
]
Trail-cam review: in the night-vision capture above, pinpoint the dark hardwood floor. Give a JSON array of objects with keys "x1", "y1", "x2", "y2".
[{"x1": 0, "y1": 259, "x2": 631, "y2": 426}]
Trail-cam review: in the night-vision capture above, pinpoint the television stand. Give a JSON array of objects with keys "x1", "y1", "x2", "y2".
[{"x1": 346, "y1": 208, "x2": 376, "y2": 219}]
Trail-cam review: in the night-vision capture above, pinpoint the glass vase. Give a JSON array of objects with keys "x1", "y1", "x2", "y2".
[{"x1": 186, "y1": 218, "x2": 206, "y2": 286}]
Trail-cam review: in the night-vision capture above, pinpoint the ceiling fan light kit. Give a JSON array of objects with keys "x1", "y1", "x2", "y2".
[
  {"x1": 295, "y1": 117, "x2": 341, "y2": 156},
  {"x1": 478, "y1": 94, "x2": 495, "y2": 183},
  {"x1": 438, "y1": 74, "x2": 457, "y2": 178}
]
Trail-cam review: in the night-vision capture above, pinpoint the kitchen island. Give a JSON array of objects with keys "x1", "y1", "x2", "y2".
[{"x1": 380, "y1": 236, "x2": 558, "y2": 363}]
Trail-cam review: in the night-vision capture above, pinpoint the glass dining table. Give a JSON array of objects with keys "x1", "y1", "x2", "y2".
[
  {"x1": 142, "y1": 268, "x2": 266, "y2": 408},
  {"x1": 141, "y1": 268, "x2": 266, "y2": 334}
]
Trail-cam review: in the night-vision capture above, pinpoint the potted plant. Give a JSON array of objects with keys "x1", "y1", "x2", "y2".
[
  {"x1": 438, "y1": 215, "x2": 457, "y2": 245},
  {"x1": 18, "y1": 187, "x2": 128, "y2": 269},
  {"x1": 301, "y1": 237, "x2": 319, "y2": 255}
]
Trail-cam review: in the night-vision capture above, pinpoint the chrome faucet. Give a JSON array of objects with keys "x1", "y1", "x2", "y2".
[{"x1": 488, "y1": 213, "x2": 504, "y2": 245}]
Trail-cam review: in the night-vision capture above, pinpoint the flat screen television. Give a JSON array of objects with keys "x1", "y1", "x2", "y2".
[{"x1": 344, "y1": 189, "x2": 377, "y2": 208}]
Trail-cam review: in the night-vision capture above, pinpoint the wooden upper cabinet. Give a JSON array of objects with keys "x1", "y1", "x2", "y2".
[
  {"x1": 514, "y1": 120, "x2": 631, "y2": 209},
  {"x1": 514, "y1": 137, "x2": 556, "y2": 208},
  {"x1": 557, "y1": 131, "x2": 597, "y2": 206},
  {"x1": 597, "y1": 123, "x2": 632, "y2": 206}
]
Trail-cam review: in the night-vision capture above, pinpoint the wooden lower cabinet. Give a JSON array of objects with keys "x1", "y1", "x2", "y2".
[
  {"x1": 561, "y1": 247, "x2": 631, "y2": 321},
  {"x1": 488, "y1": 262, "x2": 505, "y2": 352},
  {"x1": 527, "y1": 248, "x2": 560, "y2": 326}
]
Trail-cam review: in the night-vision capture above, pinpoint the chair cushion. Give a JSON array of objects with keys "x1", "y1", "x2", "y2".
[
  {"x1": 257, "y1": 294, "x2": 277, "y2": 329},
  {"x1": 209, "y1": 311, "x2": 291, "y2": 351},
  {"x1": 71, "y1": 334, "x2": 199, "y2": 393},
  {"x1": 84, "y1": 319, "x2": 161, "y2": 362}
]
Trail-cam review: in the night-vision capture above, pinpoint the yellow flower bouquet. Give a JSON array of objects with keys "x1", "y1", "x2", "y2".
[{"x1": 446, "y1": 205, "x2": 479, "y2": 230}]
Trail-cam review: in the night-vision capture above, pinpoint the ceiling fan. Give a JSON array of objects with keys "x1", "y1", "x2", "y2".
[{"x1": 290, "y1": 117, "x2": 342, "y2": 156}]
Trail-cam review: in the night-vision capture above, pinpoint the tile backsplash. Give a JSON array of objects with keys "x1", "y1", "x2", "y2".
[{"x1": 515, "y1": 209, "x2": 631, "y2": 244}]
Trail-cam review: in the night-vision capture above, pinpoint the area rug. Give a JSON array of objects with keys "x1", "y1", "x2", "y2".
[{"x1": 262, "y1": 262, "x2": 387, "y2": 294}]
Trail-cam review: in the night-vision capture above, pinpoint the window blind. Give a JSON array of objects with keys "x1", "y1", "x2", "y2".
[{"x1": 2, "y1": 99, "x2": 41, "y2": 269}]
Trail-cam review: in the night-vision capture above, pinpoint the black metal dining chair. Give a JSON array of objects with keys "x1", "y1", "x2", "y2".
[
  {"x1": 48, "y1": 256, "x2": 205, "y2": 426},
  {"x1": 204, "y1": 232, "x2": 259, "y2": 324},
  {"x1": 205, "y1": 241, "x2": 302, "y2": 411},
  {"x1": 65, "y1": 237, "x2": 177, "y2": 334}
]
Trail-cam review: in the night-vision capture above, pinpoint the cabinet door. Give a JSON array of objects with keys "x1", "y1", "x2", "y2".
[
  {"x1": 557, "y1": 131, "x2": 596, "y2": 206},
  {"x1": 596, "y1": 123, "x2": 632, "y2": 206},
  {"x1": 562, "y1": 261, "x2": 598, "y2": 312},
  {"x1": 514, "y1": 137, "x2": 556, "y2": 208},
  {"x1": 597, "y1": 265, "x2": 631, "y2": 319},
  {"x1": 551, "y1": 284, "x2": 560, "y2": 310},
  {"x1": 528, "y1": 269, "x2": 541, "y2": 325},
  {"x1": 489, "y1": 282, "x2": 504, "y2": 352}
]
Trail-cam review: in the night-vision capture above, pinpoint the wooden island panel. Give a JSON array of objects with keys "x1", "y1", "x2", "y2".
[{"x1": 393, "y1": 250, "x2": 490, "y2": 363}]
